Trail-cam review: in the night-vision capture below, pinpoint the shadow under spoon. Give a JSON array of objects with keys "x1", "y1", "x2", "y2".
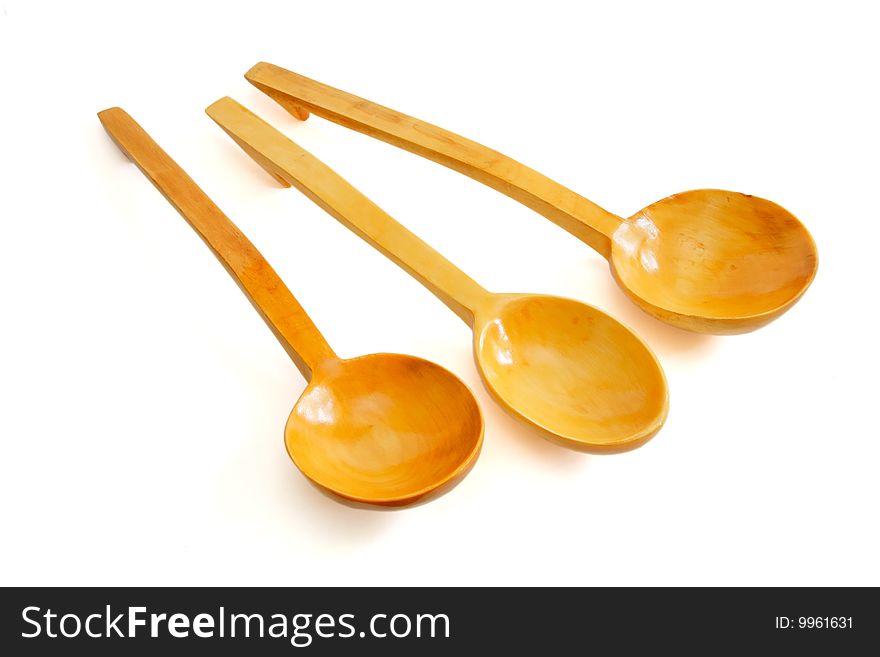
[
  {"x1": 244, "y1": 62, "x2": 818, "y2": 335},
  {"x1": 97, "y1": 107, "x2": 483, "y2": 508},
  {"x1": 207, "y1": 98, "x2": 668, "y2": 453}
]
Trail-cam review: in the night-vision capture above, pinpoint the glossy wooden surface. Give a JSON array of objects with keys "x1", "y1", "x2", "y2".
[
  {"x1": 289, "y1": 355, "x2": 483, "y2": 504},
  {"x1": 477, "y1": 295, "x2": 667, "y2": 450},
  {"x1": 98, "y1": 108, "x2": 483, "y2": 507},
  {"x1": 245, "y1": 62, "x2": 818, "y2": 334},
  {"x1": 612, "y1": 190, "x2": 817, "y2": 333},
  {"x1": 208, "y1": 98, "x2": 668, "y2": 452}
]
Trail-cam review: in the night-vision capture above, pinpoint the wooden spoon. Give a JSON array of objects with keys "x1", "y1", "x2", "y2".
[
  {"x1": 244, "y1": 62, "x2": 818, "y2": 335},
  {"x1": 207, "y1": 98, "x2": 669, "y2": 453},
  {"x1": 97, "y1": 107, "x2": 483, "y2": 508}
]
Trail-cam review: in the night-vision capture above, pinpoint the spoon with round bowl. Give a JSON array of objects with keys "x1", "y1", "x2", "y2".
[
  {"x1": 207, "y1": 98, "x2": 668, "y2": 453},
  {"x1": 244, "y1": 62, "x2": 818, "y2": 334},
  {"x1": 98, "y1": 107, "x2": 483, "y2": 508}
]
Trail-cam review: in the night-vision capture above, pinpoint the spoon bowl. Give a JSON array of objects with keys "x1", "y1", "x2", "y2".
[
  {"x1": 475, "y1": 294, "x2": 668, "y2": 452},
  {"x1": 287, "y1": 354, "x2": 483, "y2": 507},
  {"x1": 610, "y1": 190, "x2": 818, "y2": 334}
]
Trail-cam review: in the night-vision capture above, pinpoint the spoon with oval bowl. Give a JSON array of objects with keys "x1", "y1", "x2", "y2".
[
  {"x1": 98, "y1": 107, "x2": 483, "y2": 508},
  {"x1": 207, "y1": 98, "x2": 668, "y2": 453},
  {"x1": 244, "y1": 62, "x2": 818, "y2": 334}
]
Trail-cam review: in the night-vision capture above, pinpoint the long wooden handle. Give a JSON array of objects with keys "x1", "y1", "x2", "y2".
[
  {"x1": 98, "y1": 107, "x2": 336, "y2": 378},
  {"x1": 206, "y1": 97, "x2": 490, "y2": 327},
  {"x1": 245, "y1": 62, "x2": 622, "y2": 258}
]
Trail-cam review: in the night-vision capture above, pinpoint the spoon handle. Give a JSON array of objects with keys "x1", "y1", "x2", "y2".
[
  {"x1": 245, "y1": 62, "x2": 622, "y2": 257},
  {"x1": 98, "y1": 107, "x2": 336, "y2": 378},
  {"x1": 207, "y1": 97, "x2": 490, "y2": 327}
]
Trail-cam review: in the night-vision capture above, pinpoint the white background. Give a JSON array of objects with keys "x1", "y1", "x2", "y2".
[{"x1": 1, "y1": 0, "x2": 877, "y2": 586}]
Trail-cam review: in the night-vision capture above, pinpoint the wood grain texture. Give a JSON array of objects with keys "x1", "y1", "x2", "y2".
[
  {"x1": 208, "y1": 98, "x2": 668, "y2": 453},
  {"x1": 245, "y1": 62, "x2": 818, "y2": 334},
  {"x1": 98, "y1": 108, "x2": 483, "y2": 507},
  {"x1": 611, "y1": 190, "x2": 818, "y2": 334}
]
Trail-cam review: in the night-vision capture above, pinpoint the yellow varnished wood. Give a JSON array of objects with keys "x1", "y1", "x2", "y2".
[
  {"x1": 98, "y1": 107, "x2": 483, "y2": 507},
  {"x1": 245, "y1": 62, "x2": 818, "y2": 335},
  {"x1": 207, "y1": 99, "x2": 668, "y2": 453},
  {"x1": 611, "y1": 190, "x2": 817, "y2": 333}
]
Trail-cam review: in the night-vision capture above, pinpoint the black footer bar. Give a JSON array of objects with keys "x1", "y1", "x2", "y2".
[{"x1": 2, "y1": 587, "x2": 875, "y2": 653}]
